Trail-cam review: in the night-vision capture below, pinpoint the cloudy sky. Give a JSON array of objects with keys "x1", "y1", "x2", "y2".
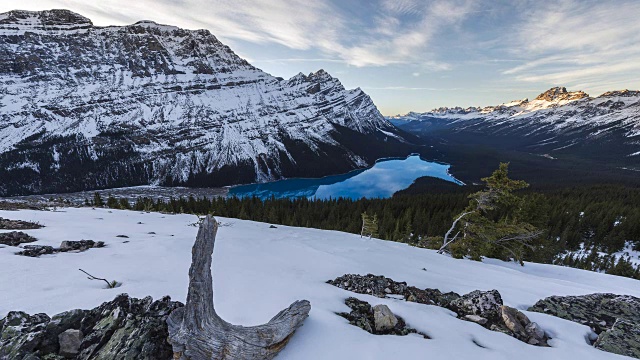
[{"x1": 2, "y1": 0, "x2": 639, "y2": 115}]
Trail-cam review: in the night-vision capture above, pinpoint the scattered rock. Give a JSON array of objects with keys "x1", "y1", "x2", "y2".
[
  {"x1": 530, "y1": 293, "x2": 640, "y2": 357},
  {"x1": 337, "y1": 297, "x2": 428, "y2": 338},
  {"x1": 0, "y1": 231, "x2": 37, "y2": 246},
  {"x1": 328, "y1": 273, "x2": 460, "y2": 306},
  {"x1": 17, "y1": 245, "x2": 55, "y2": 257},
  {"x1": 115, "y1": 235, "x2": 129, "y2": 238},
  {"x1": 58, "y1": 329, "x2": 82, "y2": 357},
  {"x1": 329, "y1": 274, "x2": 549, "y2": 347},
  {"x1": 0, "y1": 294, "x2": 183, "y2": 360},
  {"x1": 16, "y1": 240, "x2": 105, "y2": 258},
  {"x1": 59, "y1": 240, "x2": 104, "y2": 252},
  {"x1": 373, "y1": 305, "x2": 398, "y2": 332},
  {"x1": 0, "y1": 217, "x2": 44, "y2": 230},
  {"x1": 147, "y1": 232, "x2": 156, "y2": 235},
  {"x1": 594, "y1": 319, "x2": 640, "y2": 359}
]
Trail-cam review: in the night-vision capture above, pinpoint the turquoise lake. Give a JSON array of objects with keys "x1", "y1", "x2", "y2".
[{"x1": 229, "y1": 155, "x2": 463, "y2": 200}]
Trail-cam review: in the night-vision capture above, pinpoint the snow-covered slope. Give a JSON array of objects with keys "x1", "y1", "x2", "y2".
[
  {"x1": 0, "y1": 9, "x2": 407, "y2": 196},
  {"x1": 389, "y1": 87, "x2": 640, "y2": 166},
  {"x1": 1, "y1": 207, "x2": 639, "y2": 359}
]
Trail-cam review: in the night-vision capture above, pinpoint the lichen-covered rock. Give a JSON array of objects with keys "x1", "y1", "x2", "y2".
[
  {"x1": 327, "y1": 274, "x2": 408, "y2": 298},
  {"x1": 373, "y1": 305, "x2": 398, "y2": 332},
  {"x1": 337, "y1": 297, "x2": 428, "y2": 338},
  {"x1": 0, "y1": 311, "x2": 51, "y2": 359},
  {"x1": 594, "y1": 319, "x2": 640, "y2": 359},
  {"x1": 448, "y1": 290, "x2": 503, "y2": 321},
  {"x1": 404, "y1": 287, "x2": 461, "y2": 307},
  {"x1": 0, "y1": 294, "x2": 183, "y2": 359},
  {"x1": 0, "y1": 231, "x2": 37, "y2": 246},
  {"x1": 530, "y1": 293, "x2": 640, "y2": 357},
  {"x1": 529, "y1": 293, "x2": 640, "y2": 334}
]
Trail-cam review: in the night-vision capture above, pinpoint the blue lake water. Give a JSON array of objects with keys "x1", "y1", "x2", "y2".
[{"x1": 228, "y1": 155, "x2": 463, "y2": 200}]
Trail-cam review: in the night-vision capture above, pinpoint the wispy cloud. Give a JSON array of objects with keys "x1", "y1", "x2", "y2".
[
  {"x1": 0, "y1": 0, "x2": 474, "y2": 70},
  {"x1": 503, "y1": 0, "x2": 640, "y2": 90}
]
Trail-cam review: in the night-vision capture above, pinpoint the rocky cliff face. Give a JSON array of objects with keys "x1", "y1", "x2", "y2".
[{"x1": 0, "y1": 9, "x2": 408, "y2": 196}]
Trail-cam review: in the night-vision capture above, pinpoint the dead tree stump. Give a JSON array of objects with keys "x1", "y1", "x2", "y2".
[{"x1": 167, "y1": 216, "x2": 311, "y2": 359}]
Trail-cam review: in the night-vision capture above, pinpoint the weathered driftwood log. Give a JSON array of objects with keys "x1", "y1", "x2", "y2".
[{"x1": 167, "y1": 216, "x2": 311, "y2": 359}]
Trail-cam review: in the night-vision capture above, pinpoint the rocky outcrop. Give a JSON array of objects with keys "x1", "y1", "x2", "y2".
[
  {"x1": 328, "y1": 274, "x2": 548, "y2": 346},
  {"x1": 0, "y1": 294, "x2": 183, "y2": 359},
  {"x1": 534, "y1": 87, "x2": 589, "y2": 102},
  {"x1": 337, "y1": 297, "x2": 427, "y2": 337},
  {"x1": 529, "y1": 293, "x2": 640, "y2": 358},
  {"x1": 327, "y1": 273, "x2": 460, "y2": 306},
  {"x1": 594, "y1": 319, "x2": 640, "y2": 359},
  {"x1": 0, "y1": 231, "x2": 37, "y2": 246},
  {"x1": 17, "y1": 240, "x2": 105, "y2": 257},
  {"x1": 0, "y1": 218, "x2": 43, "y2": 230}
]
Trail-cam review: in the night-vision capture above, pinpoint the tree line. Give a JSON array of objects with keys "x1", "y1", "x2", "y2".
[{"x1": 89, "y1": 178, "x2": 640, "y2": 280}]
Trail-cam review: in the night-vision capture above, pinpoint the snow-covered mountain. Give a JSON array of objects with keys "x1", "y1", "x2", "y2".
[
  {"x1": 389, "y1": 87, "x2": 640, "y2": 167},
  {"x1": 0, "y1": 9, "x2": 408, "y2": 196}
]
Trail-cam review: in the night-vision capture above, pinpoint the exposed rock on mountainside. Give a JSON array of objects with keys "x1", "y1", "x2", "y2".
[
  {"x1": 328, "y1": 274, "x2": 548, "y2": 346},
  {"x1": 337, "y1": 297, "x2": 427, "y2": 337},
  {"x1": 529, "y1": 293, "x2": 640, "y2": 358},
  {"x1": 0, "y1": 9, "x2": 409, "y2": 196},
  {"x1": 0, "y1": 294, "x2": 182, "y2": 359},
  {"x1": 389, "y1": 87, "x2": 640, "y2": 169}
]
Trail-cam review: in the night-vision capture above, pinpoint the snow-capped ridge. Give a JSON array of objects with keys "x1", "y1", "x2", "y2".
[
  {"x1": 0, "y1": 9, "x2": 93, "y2": 34},
  {"x1": 0, "y1": 9, "x2": 405, "y2": 195}
]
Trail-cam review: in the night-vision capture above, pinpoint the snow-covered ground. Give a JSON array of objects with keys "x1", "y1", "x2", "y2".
[{"x1": 1, "y1": 208, "x2": 638, "y2": 359}]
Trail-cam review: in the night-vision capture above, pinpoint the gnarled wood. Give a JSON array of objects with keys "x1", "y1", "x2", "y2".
[{"x1": 167, "y1": 216, "x2": 311, "y2": 359}]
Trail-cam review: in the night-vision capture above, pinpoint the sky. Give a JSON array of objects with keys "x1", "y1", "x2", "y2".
[{"x1": 1, "y1": 0, "x2": 639, "y2": 115}]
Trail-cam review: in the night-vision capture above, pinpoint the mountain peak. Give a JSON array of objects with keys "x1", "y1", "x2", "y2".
[
  {"x1": 535, "y1": 87, "x2": 589, "y2": 102},
  {"x1": 0, "y1": 9, "x2": 92, "y2": 29}
]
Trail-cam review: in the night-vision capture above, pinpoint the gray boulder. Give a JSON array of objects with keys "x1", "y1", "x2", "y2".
[
  {"x1": 58, "y1": 329, "x2": 82, "y2": 358},
  {"x1": 337, "y1": 297, "x2": 428, "y2": 337},
  {"x1": 373, "y1": 305, "x2": 398, "y2": 332},
  {"x1": 499, "y1": 305, "x2": 548, "y2": 346}
]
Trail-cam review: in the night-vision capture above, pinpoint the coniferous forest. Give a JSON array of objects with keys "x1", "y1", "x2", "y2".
[{"x1": 93, "y1": 177, "x2": 640, "y2": 280}]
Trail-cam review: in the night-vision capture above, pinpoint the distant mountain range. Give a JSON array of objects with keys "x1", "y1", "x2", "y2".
[
  {"x1": 389, "y1": 87, "x2": 640, "y2": 182},
  {"x1": 0, "y1": 9, "x2": 410, "y2": 196}
]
